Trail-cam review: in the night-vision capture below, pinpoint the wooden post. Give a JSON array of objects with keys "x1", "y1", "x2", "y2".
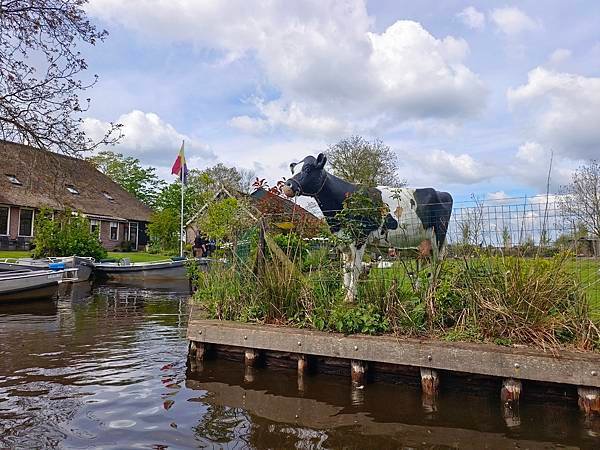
[
  {"x1": 297, "y1": 355, "x2": 308, "y2": 392},
  {"x1": 501, "y1": 378, "x2": 522, "y2": 427},
  {"x1": 245, "y1": 348, "x2": 259, "y2": 367},
  {"x1": 189, "y1": 341, "x2": 206, "y2": 360},
  {"x1": 420, "y1": 368, "x2": 439, "y2": 413},
  {"x1": 420, "y1": 368, "x2": 439, "y2": 397},
  {"x1": 297, "y1": 354, "x2": 308, "y2": 375},
  {"x1": 351, "y1": 360, "x2": 367, "y2": 386},
  {"x1": 578, "y1": 387, "x2": 600, "y2": 416},
  {"x1": 244, "y1": 365, "x2": 255, "y2": 384}
]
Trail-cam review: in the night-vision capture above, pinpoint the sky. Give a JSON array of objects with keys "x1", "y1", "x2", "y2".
[{"x1": 80, "y1": 0, "x2": 600, "y2": 203}]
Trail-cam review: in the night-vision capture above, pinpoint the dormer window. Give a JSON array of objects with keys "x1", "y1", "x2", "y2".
[
  {"x1": 6, "y1": 174, "x2": 22, "y2": 185},
  {"x1": 66, "y1": 184, "x2": 79, "y2": 195},
  {"x1": 102, "y1": 191, "x2": 114, "y2": 202}
]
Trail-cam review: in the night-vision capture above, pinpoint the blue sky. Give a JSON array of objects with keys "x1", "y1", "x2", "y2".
[{"x1": 81, "y1": 1, "x2": 600, "y2": 203}]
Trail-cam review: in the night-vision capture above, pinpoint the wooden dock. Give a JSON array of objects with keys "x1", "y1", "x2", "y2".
[{"x1": 187, "y1": 316, "x2": 600, "y2": 418}]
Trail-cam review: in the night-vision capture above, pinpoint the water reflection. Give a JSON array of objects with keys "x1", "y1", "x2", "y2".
[
  {"x1": 0, "y1": 282, "x2": 599, "y2": 449},
  {"x1": 186, "y1": 359, "x2": 600, "y2": 449}
]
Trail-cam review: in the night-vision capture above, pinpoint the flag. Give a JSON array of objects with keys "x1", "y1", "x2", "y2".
[{"x1": 171, "y1": 141, "x2": 188, "y2": 183}]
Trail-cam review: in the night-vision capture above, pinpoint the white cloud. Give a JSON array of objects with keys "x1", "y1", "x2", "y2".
[
  {"x1": 548, "y1": 48, "x2": 571, "y2": 66},
  {"x1": 88, "y1": 1, "x2": 486, "y2": 137},
  {"x1": 402, "y1": 149, "x2": 492, "y2": 185},
  {"x1": 490, "y1": 7, "x2": 540, "y2": 36},
  {"x1": 509, "y1": 141, "x2": 574, "y2": 190},
  {"x1": 83, "y1": 110, "x2": 216, "y2": 169},
  {"x1": 457, "y1": 6, "x2": 486, "y2": 30},
  {"x1": 487, "y1": 191, "x2": 511, "y2": 202},
  {"x1": 508, "y1": 68, "x2": 600, "y2": 160}
]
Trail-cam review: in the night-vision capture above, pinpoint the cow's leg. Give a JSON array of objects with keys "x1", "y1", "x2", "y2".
[
  {"x1": 345, "y1": 244, "x2": 366, "y2": 303},
  {"x1": 430, "y1": 228, "x2": 439, "y2": 262},
  {"x1": 342, "y1": 247, "x2": 353, "y2": 296}
]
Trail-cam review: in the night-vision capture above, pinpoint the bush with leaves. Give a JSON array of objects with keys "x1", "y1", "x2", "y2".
[
  {"x1": 33, "y1": 208, "x2": 107, "y2": 260},
  {"x1": 147, "y1": 209, "x2": 180, "y2": 254}
]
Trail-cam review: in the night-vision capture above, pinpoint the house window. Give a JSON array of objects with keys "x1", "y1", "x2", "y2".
[
  {"x1": 5, "y1": 174, "x2": 22, "y2": 185},
  {"x1": 102, "y1": 191, "x2": 115, "y2": 202},
  {"x1": 90, "y1": 219, "x2": 100, "y2": 235},
  {"x1": 0, "y1": 206, "x2": 9, "y2": 235},
  {"x1": 66, "y1": 184, "x2": 80, "y2": 195},
  {"x1": 109, "y1": 222, "x2": 119, "y2": 240},
  {"x1": 19, "y1": 208, "x2": 34, "y2": 237}
]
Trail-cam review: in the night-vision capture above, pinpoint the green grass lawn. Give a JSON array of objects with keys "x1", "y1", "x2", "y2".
[
  {"x1": 0, "y1": 250, "x2": 170, "y2": 263},
  {"x1": 106, "y1": 252, "x2": 172, "y2": 263}
]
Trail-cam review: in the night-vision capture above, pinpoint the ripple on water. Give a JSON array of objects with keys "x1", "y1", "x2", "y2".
[{"x1": 2, "y1": 284, "x2": 597, "y2": 449}]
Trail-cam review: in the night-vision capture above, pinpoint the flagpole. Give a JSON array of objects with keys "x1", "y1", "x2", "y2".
[{"x1": 180, "y1": 140, "x2": 185, "y2": 257}]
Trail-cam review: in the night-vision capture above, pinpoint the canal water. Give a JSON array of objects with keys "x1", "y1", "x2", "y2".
[{"x1": 1, "y1": 282, "x2": 598, "y2": 449}]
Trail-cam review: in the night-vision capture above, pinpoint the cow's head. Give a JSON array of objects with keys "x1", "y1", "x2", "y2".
[{"x1": 283, "y1": 153, "x2": 327, "y2": 198}]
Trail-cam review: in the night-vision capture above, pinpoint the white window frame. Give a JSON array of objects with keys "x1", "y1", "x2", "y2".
[
  {"x1": 0, "y1": 205, "x2": 10, "y2": 236},
  {"x1": 127, "y1": 221, "x2": 139, "y2": 250},
  {"x1": 18, "y1": 208, "x2": 35, "y2": 237},
  {"x1": 109, "y1": 221, "x2": 119, "y2": 241},
  {"x1": 90, "y1": 219, "x2": 100, "y2": 235}
]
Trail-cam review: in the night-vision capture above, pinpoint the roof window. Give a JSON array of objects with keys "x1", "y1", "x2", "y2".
[
  {"x1": 6, "y1": 174, "x2": 22, "y2": 185},
  {"x1": 102, "y1": 191, "x2": 115, "y2": 202},
  {"x1": 66, "y1": 184, "x2": 80, "y2": 195}
]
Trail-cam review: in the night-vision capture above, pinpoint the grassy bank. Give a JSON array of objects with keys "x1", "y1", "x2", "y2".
[
  {"x1": 189, "y1": 243, "x2": 600, "y2": 352},
  {"x1": 0, "y1": 250, "x2": 170, "y2": 263}
]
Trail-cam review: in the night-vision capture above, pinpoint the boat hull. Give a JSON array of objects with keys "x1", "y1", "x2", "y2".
[
  {"x1": 0, "y1": 256, "x2": 94, "y2": 282},
  {"x1": 94, "y1": 259, "x2": 208, "y2": 281},
  {"x1": 0, "y1": 271, "x2": 62, "y2": 302}
]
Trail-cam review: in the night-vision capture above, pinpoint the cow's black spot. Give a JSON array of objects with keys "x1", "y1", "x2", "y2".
[
  {"x1": 384, "y1": 213, "x2": 398, "y2": 230},
  {"x1": 410, "y1": 199, "x2": 415, "y2": 208}
]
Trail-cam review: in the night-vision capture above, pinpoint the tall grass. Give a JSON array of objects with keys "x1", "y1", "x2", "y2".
[{"x1": 190, "y1": 235, "x2": 600, "y2": 351}]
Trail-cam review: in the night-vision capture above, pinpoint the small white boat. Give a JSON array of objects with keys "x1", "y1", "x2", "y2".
[
  {"x1": 0, "y1": 256, "x2": 94, "y2": 282},
  {"x1": 0, "y1": 269, "x2": 73, "y2": 302},
  {"x1": 94, "y1": 258, "x2": 209, "y2": 281}
]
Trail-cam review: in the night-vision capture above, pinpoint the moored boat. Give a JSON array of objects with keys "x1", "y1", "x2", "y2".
[
  {"x1": 94, "y1": 257, "x2": 208, "y2": 281},
  {"x1": 0, "y1": 269, "x2": 67, "y2": 302},
  {"x1": 0, "y1": 256, "x2": 95, "y2": 282}
]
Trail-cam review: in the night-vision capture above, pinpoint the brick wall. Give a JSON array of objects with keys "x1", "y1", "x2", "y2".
[
  {"x1": 9, "y1": 206, "x2": 20, "y2": 239},
  {"x1": 98, "y1": 220, "x2": 125, "y2": 251}
]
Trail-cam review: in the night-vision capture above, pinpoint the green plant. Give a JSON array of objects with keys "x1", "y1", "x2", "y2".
[
  {"x1": 33, "y1": 208, "x2": 107, "y2": 260},
  {"x1": 147, "y1": 208, "x2": 180, "y2": 254},
  {"x1": 333, "y1": 188, "x2": 384, "y2": 247},
  {"x1": 327, "y1": 302, "x2": 389, "y2": 334}
]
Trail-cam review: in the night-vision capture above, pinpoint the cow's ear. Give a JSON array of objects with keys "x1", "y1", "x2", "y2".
[{"x1": 316, "y1": 153, "x2": 327, "y2": 169}]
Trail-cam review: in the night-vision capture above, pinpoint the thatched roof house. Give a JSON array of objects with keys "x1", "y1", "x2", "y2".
[{"x1": 0, "y1": 141, "x2": 153, "y2": 251}]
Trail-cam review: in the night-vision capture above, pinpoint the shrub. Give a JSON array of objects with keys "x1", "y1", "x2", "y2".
[
  {"x1": 147, "y1": 208, "x2": 179, "y2": 254},
  {"x1": 190, "y1": 224, "x2": 599, "y2": 350},
  {"x1": 33, "y1": 208, "x2": 107, "y2": 260}
]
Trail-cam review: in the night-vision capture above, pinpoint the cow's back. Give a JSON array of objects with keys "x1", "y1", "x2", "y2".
[{"x1": 374, "y1": 186, "x2": 453, "y2": 249}]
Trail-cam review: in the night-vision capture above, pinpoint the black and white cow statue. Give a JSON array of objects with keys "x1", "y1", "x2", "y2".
[{"x1": 283, "y1": 153, "x2": 453, "y2": 302}]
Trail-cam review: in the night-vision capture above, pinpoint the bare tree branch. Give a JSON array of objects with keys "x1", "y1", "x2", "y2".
[{"x1": 0, "y1": 0, "x2": 122, "y2": 155}]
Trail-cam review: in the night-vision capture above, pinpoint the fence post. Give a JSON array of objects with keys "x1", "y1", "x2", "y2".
[{"x1": 254, "y1": 218, "x2": 266, "y2": 276}]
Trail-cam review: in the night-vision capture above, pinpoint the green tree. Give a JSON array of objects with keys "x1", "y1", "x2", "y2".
[
  {"x1": 326, "y1": 136, "x2": 406, "y2": 187},
  {"x1": 87, "y1": 151, "x2": 164, "y2": 207},
  {"x1": 196, "y1": 197, "x2": 250, "y2": 244},
  {"x1": 146, "y1": 209, "x2": 180, "y2": 254}
]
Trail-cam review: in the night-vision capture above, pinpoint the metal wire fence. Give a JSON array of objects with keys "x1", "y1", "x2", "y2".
[
  {"x1": 192, "y1": 193, "x2": 600, "y2": 347},
  {"x1": 239, "y1": 194, "x2": 600, "y2": 306}
]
